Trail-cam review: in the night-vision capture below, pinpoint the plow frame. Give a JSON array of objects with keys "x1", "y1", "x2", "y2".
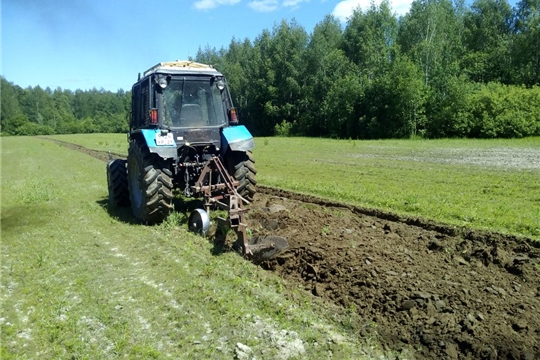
[
  {"x1": 191, "y1": 156, "x2": 248, "y2": 255},
  {"x1": 190, "y1": 155, "x2": 280, "y2": 258}
]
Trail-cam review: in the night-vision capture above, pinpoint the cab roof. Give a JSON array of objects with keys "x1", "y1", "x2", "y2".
[{"x1": 143, "y1": 60, "x2": 221, "y2": 77}]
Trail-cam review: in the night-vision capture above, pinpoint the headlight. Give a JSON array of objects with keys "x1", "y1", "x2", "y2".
[
  {"x1": 158, "y1": 77, "x2": 168, "y2": 89},
  {"x1": 216, "y1": 80, "x2": 225, "y2": 91}
]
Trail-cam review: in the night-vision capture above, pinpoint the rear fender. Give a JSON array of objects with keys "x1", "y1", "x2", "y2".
[
  {"x1": 220, "y1": 126, "x2": 254, "y2": 155},
  {"x1": 135, "y1": 129, "x2": 177, "y2": 159}
]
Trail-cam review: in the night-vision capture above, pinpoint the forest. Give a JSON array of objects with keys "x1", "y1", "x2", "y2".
[
  {"x1": 0, "y1": 81, "x2": 131, "y2": 136},
  {"x1": 2, "y1": 0, "x2": 539, "y2": 139}
]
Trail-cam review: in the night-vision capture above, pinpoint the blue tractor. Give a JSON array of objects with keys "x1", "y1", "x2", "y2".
[{"x1": 107, "y1": 61, "x2": 287, "y2": 258}]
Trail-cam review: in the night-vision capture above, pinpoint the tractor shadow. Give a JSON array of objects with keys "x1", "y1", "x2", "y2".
[
  {"x1": 96, "y1": 198, "x2": 139, "y2": 224},
  {"x1": 96, "y1": 196, "x2": 232, "y2": 256},
  {"x1": 171, "y1": 197, "x2": 204, "y2": 220},
  {"x1": 96, "y1": 196, "x2": 205, "y2": 225}
]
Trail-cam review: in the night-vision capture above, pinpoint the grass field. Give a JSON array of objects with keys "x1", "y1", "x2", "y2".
[
  {"x1": 1, "y1": 137, "x2": 380, "y2": 359},
  {"x1": 46, "y1": 134, "x2": 540, "y2": 239},
  {"x1": 2, "y1": 134, "x2": 538, "y2": 358}
]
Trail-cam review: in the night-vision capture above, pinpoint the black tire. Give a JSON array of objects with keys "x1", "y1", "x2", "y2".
[
  {"x1": 107, "y1": 159, "x2": 130, "y2": 208},
  {"x1": 127, "y1": 137, "x2": 174, "y2": 224},
  {"x1": 227, "y1": 150, "x2": 257, "y2": 202}
]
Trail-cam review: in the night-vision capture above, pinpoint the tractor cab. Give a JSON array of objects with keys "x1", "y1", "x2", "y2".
[
  {"x1": 161, "y1": 76, "x2": 229, "y2": 128},
  {"x1": 130, "y1": 61, "x2": 238, "y2": 144}
]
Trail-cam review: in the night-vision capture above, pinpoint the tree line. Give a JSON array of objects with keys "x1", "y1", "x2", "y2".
[
  {"x1": 197, "y1": 0, "x2": 540, "y2": 138},
  {"x1": 2, "y1": 0, "x2": 539, "y2": 139},
  {"x1": 1, "y1": 78, "x2": 131, "y2": 135}
]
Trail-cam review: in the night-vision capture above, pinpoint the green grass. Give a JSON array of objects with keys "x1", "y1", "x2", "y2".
[
  {"x1": 255, "y1": 137, "x2": 540, "y2": 239},
  {"x1": 46, "y1": 134, "x2": 539, "y2": 239},
  {"x1": 255, "y1": 138, "x2": 540, "y2": 239},
  {"x1": 1, "y1": 137, "x2": 389, "y2": 359}
]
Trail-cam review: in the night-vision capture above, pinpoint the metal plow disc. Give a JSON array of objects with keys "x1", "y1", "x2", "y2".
[{"x1": 246, "y1": 236, "x2": 289, "y2": 262}]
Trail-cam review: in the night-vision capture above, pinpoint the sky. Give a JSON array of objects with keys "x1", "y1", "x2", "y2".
[{"x1": 0, "y1": 0, "x2": 511, "y2": 92}]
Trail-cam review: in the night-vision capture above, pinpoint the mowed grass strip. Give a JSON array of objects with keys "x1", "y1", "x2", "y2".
[
  {"x1": 1, "y1": 137, "x2": 377, "y2": 359},
  {"x1": 49, "y1": 134, "x2": 540, "y2": 239}
]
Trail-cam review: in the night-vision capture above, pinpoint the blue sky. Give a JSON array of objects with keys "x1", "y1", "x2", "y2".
[{"x1": 1, "y1": 0, "x2": 514, "y2": 92}]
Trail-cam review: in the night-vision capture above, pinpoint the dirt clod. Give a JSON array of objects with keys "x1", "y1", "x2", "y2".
[
  {"x1": 512, "y1": 321, "x2": 528, "y2": 332},
  {"x1": 399, "y1": 300, "x2": 416, "y2": 311}
]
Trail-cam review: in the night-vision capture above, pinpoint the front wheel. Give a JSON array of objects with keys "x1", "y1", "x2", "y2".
[
  {"x1": 227, "y1": 150, "x2": 257, "y2": 202},
  {"x1": 127, "y1": 138, "x2": 174, "y2": 224}
]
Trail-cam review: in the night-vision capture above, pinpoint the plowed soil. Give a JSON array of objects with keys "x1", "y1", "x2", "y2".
[
  {"x1": 248, "y1": 189, "x2": 540, "y2": 360},
  {"x1": 49, "y1": 138, "x2": 540, "y2": 359}
]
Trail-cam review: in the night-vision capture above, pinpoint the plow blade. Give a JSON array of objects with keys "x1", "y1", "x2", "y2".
[{"x1": 246, "y1": 236, "x2": 289, "y2": 262}]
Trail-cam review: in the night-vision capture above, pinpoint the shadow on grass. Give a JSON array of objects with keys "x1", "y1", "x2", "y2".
[
  {"x1": 96, "y1": 196, "x2": 232, "y2": 256},
  {"x1": 172, "y1": 197, "x2": 205, "y2": 222},
  {"x1": 211, "y1": 224, "x2": 236, "y2": 257},
  {"x1": 96, "y1": 196, "x2": 206, "y2": 225},
  {"x1": 96, "y1": 198, "x2": 138, "y2": 225},
  {"x1": 1, "y1": 204, "x2": 58, "y2": 235},
  {"x1": 171, "y1": 197, "x2": 240, "y2": 257},
  {"x1": 173, "y1": 197, "x2": 239, "y2": 257}
]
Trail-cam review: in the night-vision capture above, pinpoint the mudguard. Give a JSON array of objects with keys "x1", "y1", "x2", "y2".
[
  {"x1": 221, "y1": 125, "x2": 255, "y2": 155},
  {"x1": 139, "y1": 129, "x2": 177, "y2": 158}
]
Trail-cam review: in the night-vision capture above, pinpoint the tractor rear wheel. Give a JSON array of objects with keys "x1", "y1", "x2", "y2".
[
  {"x1": 127, "y1": 138, "x2": 174, "y2": 224},
  {"x1": 107, "y1": 159, "x2": 130, "y2": 208},
  {"x1": 227, "y1": 150, "x2": 257, "y2": 202}
]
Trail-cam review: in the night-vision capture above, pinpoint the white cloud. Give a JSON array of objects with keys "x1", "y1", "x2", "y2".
[
  {"x1": 332, "y1": 0, "x2": 412, "y2": 23},
  {"x1": 248, "y1": 0, "x2": 279, "y2": 12},
  {"x1": 283, "y1": 0, "x2": 310, "y2": 8},
  {"x1": 332, "y1": 0, "x2": 368, "y2": 22},
  {"x1": 392, "y1": 0, "x2": 413, "y2": 15},
  {"x1": 193, "y1": 0, "x2": 241, "y2": 10}
]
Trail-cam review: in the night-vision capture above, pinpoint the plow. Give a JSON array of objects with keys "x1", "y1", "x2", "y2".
[
  {"x1": 106, "y1": 60, "x2": 288, "y2": 260},
  {"x1": 188, "y1": 155, "x2": 288, "y2": 260}
]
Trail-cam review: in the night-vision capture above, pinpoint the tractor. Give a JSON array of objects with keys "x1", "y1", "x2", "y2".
[{"x1": 106, "y1": 60, "x2": 287, "y2": 259}]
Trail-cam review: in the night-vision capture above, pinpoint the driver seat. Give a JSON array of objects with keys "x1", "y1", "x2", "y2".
[{"x1": 178, "y1": 104, "x2": 204, "y2": 126}]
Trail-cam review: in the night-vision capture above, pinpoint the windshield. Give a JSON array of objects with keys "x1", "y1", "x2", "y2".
[{"x1": 162, "y1": 78, "x2": 227, "y2": 128}]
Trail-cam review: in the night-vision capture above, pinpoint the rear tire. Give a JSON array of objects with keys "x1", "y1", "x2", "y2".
[
  {"x1": 227, "y1": 150, "x2": 257, "y2": 202},
  {"x1": 107, "y1": 159, "x2": 130, "y2": 208},
  {"x1": 127, "y1": 138, "x2": 174, "y2": 224}
]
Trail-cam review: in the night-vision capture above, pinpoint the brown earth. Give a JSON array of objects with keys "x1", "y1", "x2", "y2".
[
  {"x1": 48, "y1": 138, "x2": 540, "y2": 359},
  {"x1": 248, "y1": 189, "x2": 540, "y2": 360}
]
